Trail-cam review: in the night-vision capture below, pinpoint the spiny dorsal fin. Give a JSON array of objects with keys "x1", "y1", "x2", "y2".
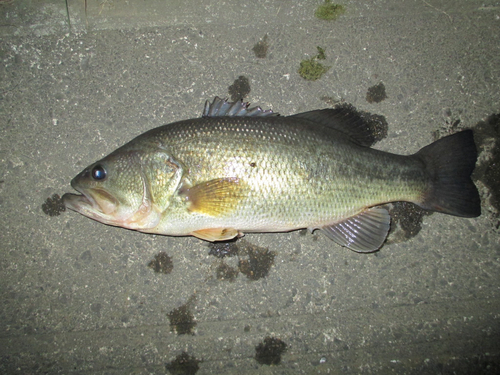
[
  {"x1": 203, "y1": 97, "x2": 277, "y2": 117},
  {"x1": 319, "y1": 207, "x2": 391, "y2": 252}
]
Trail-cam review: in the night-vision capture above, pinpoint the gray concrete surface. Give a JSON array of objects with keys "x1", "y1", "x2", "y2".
[{"x1": 1, "y1": 0, "x2": 500, "y2": 373}]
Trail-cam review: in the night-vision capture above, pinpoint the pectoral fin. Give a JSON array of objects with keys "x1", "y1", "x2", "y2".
[
  {"x1": 182, "y1": 177, "x2": 246, "y2": 217},
  {"x1": 191, "y1": 228, "x2": 241, "y2": 241},
  {"x1": 319, "y1": 207, "x2": 391, "y2": 252}
]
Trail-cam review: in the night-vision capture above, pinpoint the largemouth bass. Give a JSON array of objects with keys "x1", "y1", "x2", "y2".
[{"x1": 63, "y1": 97, "x2": 481, "y2": 252}]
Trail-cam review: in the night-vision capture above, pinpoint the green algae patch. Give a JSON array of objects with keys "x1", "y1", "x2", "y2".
[
  {"x1": 298, "y1": 46, "x2": 330, "y2": 81},
  {"x1": 315, "y1": 0, "x2": 346, "y2": 21}
]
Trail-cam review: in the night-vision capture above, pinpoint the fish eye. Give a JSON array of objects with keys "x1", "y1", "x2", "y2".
[{"x1": 91, "y1": 165, "x2": 107, "y2": 181}]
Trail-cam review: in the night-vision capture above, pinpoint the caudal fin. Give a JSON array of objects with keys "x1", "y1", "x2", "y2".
[{"x1": 416, "y1": 130, "x2": 481, "y2": 217}]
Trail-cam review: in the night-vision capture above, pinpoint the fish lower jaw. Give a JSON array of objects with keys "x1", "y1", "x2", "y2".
[
  {"x1": 62, "y1": 192, "x2": 98, "y2": 213},
  {"x1": 62, "y1": 193, "x2": 123, "y2": 226}
]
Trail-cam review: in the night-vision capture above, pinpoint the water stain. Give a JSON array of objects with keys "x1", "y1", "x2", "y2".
[
  {"x1": 148, "y1": 252, "x2": 173, "y2": 274},
  {"x1": 167, "y1": 296, "x2": 196, "y2": 335},
  {"x1": 165, "y1": 352, "x2": 201, "y2": 375},
  {"x1": 228, "y1": 76, "x2": 251, "y2": 102},
  {"x1": 42, "y1": 194, "x2": 65, "y2": 216},
  {"x1": 255, "y1": 336, "x2": 287, "y2": 365},
  {"x1": 386, "y1": 202, "x2": 431, "y2": 244},
  {"x1": 366, "y1": 82, "x2": 387, "y2": 103},
  {"x1": 252, "y1": 34, "x2": 269, "y2": 58},
  {"x1": 208, "y1": 240, "x2": 276, "y2": 281}
]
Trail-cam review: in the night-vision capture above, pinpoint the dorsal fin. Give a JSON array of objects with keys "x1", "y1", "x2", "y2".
[
  {"x1": 203, "y1": 97, "x2": 277, "y2": 117},
  {"x1": 289, "y1": 107, "x2": 376, "y2": 147}
]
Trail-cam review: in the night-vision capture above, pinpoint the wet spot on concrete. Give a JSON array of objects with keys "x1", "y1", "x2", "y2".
[
  {"x1": 366, "y1": 82, "x2": 387, "y2": 103},
  {"x1": 483, "y1": 142, "x2": 500, "y2": 216},
  {"x1": 252, "y1": 34, "x2": 269, "y2": 58},
  {"x1": 255, "y1": 336, "x2": 287, "y2": 365},
  {"x1": 42, "y1": 194, "x2": 65, "y2": 216},
  {"x1": 228, "y1": 76, "x2": 251, "y2": 102},
  {"x1": 208, "y1": 239, "x2": 276, "y2": 281},
  {"x1": 474, "y1": 113, "x2": 500, "y2": 227},
  {"x1": 432, "y1": 108, "x2": 465, "y2": 141},
  {"x1": 215, "y1": 263, "x2": 239, "y2": 282},
  {"x1": 167, "y1": 298, "x2": 196, "y2": 335},
  {"x1": 80, "y1": 250, "x2": 92, "y2": 262},
  {"x1": 386, "y1": 202, "x2": 431, "y2": 244},
  {"x1": 238, "y1": 243, "x2": 275, "y2": 280},
  {"x1": 208, "y1": 240, "x2": 239, "y2": 258},
  {"x1": 148, "y1": 252, "x2": 174, "y2": 274},
  {"x1": 165, "y1": 352, "x2": 201, "y2": 375},
  {"x1": 90, "y1": 302, "x2": 102, "y2": 317}
]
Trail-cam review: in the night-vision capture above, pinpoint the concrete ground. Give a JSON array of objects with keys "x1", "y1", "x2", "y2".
[{"x1": 1, "y1": 0, "x2": 499, "y2": 373}]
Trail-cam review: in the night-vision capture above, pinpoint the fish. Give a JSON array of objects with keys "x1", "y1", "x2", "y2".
[{"x1": 63, "y1": 97, "x2": 481, "y2": 252}]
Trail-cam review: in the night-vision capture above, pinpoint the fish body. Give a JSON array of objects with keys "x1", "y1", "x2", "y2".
[{"x1": 63, "y1": 98, "x2": 480, "y2": 252}]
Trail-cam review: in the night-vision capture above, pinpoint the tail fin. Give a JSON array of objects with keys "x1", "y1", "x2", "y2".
[{"x1": 416, "y1": 130, "x2": 481, "y2": 217}]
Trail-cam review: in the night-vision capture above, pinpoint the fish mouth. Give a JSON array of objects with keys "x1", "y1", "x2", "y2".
[
  {"x1": 63, "y1": 183, "x2": 161, "y2": 231},
  {"x1": 62, "y1": 187, "x2": 118, "y2": 219}
]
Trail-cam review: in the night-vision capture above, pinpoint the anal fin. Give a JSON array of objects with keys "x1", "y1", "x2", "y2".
[
  {"x1": 191, "y1": 228, "x2": 241, "y2": 242},
  {"x1": 320, "y1": 207, "x2": 391, "y2": 252}
]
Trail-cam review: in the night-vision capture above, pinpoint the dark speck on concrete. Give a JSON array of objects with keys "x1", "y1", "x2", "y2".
[{"x1": 80, "y1": 250, "x2": 92, "y2": 262}]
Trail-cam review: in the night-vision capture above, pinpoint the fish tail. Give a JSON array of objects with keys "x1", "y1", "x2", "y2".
[{"x1": 416, "y1": 129, "x2": 481, "y2": 217}]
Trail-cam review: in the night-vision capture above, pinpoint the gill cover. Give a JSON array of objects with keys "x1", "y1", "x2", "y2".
[{"x1": 63, "y1": 149, "x2": 184, "y2": 231}]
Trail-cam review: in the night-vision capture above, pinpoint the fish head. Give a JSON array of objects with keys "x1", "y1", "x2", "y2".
[{"x1": 63, "y1": 151, "x2": 167, "y2": 231}]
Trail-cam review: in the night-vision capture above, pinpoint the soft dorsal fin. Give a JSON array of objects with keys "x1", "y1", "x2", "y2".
[
  {"x1": 202, "y1": 96, "x2": 277, "y2": 117},
  {"x1": 289, "y1": 107, "x2": 376, "y2": 147},
  {"x1": 319, "y1": 207, "x2": 391, "y2": 252}
]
